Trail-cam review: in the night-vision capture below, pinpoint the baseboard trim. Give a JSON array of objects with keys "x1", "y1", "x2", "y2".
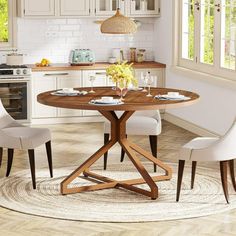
[{"x1": 163, "y1": 113, "x2": 219, "y2": 137}]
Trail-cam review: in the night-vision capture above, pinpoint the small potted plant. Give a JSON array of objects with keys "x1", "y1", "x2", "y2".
[{"x1": 106, "y1": 61, "x2": 137, "y2": 100}]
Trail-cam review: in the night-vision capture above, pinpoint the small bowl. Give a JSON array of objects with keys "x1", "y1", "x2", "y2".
[
  {"x1": 62, "y1": 88, "x2": 74, "y2": 93},
  {"x1": 168, "y1": 92, "x2": 180, "y2": 97},
  {"x1": 101, "y1": 96, "x2": 113, "y2": 102}
]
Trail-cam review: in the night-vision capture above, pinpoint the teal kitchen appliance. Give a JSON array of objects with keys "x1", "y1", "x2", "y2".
[{"x1": 69, "y1": 49, "x2": 95, "y2": 65}]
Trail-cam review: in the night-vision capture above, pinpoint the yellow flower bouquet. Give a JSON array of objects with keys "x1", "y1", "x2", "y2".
[{"x1": 106, "y1": 61, "x2": 138, "y2": 100}]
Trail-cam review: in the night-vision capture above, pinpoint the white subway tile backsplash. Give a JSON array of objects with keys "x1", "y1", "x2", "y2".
[
  {"x1": 17, "y1": 18, "x2": 155, "y2": 63},
  {"x1": 46, "y1": 19, "x2": 67, "y2": 25},
  {"x1": 60, "y1": 25, "x2": 81, "y2": 31}
]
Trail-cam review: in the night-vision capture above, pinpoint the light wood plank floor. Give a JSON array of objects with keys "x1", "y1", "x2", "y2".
[{"x1": 0, "y1": 121, "x2": 235, "y2": 236}]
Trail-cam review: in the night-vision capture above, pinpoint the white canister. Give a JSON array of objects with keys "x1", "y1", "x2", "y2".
[
  {"x1": 112, "y1": 48, "x2": 121, "y2": 62},
  {"x1": 6, "y1": 53, "x2": 24, "y2": 66},
  {"x1": 108, "y1": 57, "x2": 117, "y2": 64}
]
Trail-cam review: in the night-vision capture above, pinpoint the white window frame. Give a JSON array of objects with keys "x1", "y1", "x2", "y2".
[
  {"x1": 0, "y1": 0, "x2": 17, "y2": 49},
  {"x1": 173, "y1": 0, "x2": 236, "y2": 83}
]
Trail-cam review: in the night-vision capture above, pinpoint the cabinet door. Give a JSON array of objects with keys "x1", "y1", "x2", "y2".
[
  {"x1": 57, "y1": 71, "x2": 83, "y2": 117},
  {"x1": 60, "y1": 0, "x2": 90, "y2": 16},
  {"x1": 130, "y1": 0, "x2": 160, "y2": 16},
  {"x1": 134, "y1": 69, "x2": 164, "y2": 88},
  {"x1": 24, "y1": 0, "x2": 55, "y2": 16},
  {"x1": 83, "y1": 70, "x2": 107, "y2": 87},
  {"x1": 32, "y1": 73, "x2": 57, "y2": 118},
  {"x1": 95, "y1": 0, "x2": 125, "y2": 16},
  {"x1": 83, "y1": 70, "x2": 107, "y2": 116}
]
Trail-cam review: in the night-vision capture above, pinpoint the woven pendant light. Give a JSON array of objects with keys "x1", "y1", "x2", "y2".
[{"x1": 101, "y1": 8, "x2": 137, "y2": 34}]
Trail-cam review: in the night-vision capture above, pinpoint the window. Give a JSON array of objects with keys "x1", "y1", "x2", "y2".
[
  {"x1": 0, "y1": 0, "x2": 15, "y2": 48},
  {"x1": 179, "y1": 0, "x2": 236, "y2": 81}
]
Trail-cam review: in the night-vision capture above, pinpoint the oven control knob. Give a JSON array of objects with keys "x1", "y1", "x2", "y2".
[
  {"x1": 23, "y1": 69, "x2": 28, "y2": 75},
  {"x1": 16, "y1": 69, "x2": 21, "y2": 75}
]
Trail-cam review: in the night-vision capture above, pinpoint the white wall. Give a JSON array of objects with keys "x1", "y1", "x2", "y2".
[
  {"x1": 16, "y1": 18, "x2": 155, "y2": 64},
  {"x1": 154, "y1": 0, "x2": 236, "y2": 135}
]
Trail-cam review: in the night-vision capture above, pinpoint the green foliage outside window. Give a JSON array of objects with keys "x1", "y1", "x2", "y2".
[
  {"x1": 0, "y1": 0, "x2": 8, "y2": 42},
  {"x1": 188, "y1": 1, "x2": 236, "y2": 67},
  {"x1": 188, "y1": 1, "x2": 194, "y2": 60}
]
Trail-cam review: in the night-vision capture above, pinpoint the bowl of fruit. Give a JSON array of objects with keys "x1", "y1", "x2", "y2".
[{"x1": 36, "y1": 58, "x2": 51, "y2": 67}]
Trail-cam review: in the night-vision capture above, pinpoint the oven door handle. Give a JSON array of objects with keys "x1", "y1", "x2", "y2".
[{"x1": 44, "y1": 73, "x2": 69, "y2": 76}]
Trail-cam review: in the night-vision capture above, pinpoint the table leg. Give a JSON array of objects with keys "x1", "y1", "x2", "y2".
[{"x1": 60, "y1": 110, "x2": 172, "y2": 200}]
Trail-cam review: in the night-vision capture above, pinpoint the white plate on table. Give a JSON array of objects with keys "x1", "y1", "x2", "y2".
[{"x1": 89, "y1": 99, "x2": 124, "y2": 106}]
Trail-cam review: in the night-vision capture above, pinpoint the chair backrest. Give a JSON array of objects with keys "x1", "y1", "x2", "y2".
[
  {"x1": 0, "y1": 99, "x2": 19, "y2": 129},
  {"x1": 194, "y1": 117, "x2": 236, "y2": 161},
  {"x1": 215, "y1": 117, "x2": 236, "y2": 151}
]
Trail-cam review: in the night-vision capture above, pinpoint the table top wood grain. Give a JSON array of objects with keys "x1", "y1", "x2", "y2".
[{"x1": 37, "y1": 87, "x2": 200, "y2": 111}]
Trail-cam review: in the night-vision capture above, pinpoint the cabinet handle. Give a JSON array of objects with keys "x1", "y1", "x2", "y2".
[
  {"x1": 44, "y1": 73, "x2": 69, "y2": 76},
  {"x1": 95, "y1": 72, "x2": 106, "y2": 75}
]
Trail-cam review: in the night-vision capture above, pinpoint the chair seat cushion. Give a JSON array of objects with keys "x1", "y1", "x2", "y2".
[
  {"x1": 104, "y1": 115, "x2": 161, "y2": 136},
  {"x1": 180, "y1": 137, "x2": 219, "y2": 161},
  {"x1": 0, "y1": 127, "x2": 51, "y2": 149}
]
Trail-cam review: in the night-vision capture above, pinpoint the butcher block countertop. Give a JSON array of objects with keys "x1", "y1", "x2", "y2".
[{"x1": 29, "y1": 61, "x2": 166, "y2": 72}]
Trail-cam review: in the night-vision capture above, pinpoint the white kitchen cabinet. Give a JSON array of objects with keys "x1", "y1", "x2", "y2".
[
  {"x1": 60, "y1": 0, "x2": 90, "y2": 16},
  {"x1": 32, "y1": 73, "x2": 57, "y2": 118},
  {"x1": 23, "y1": 0, "x2": 56, "y2": 16},
  {"x1": 18, "y1": 0, "x2": 160, "y2": 18},
  {"x1": 134, "y1": 68, "x2": 165, "y2": 88},
  {"x1": 31, "y1": 67, "x2": 165, "y2": 122},
  {"x1": 32, "y1": 71, "x2": 82, "y2": 119},
  {"x1": 83, "y1": 70, "x2": 108, "y2": 116},
  {"x1": 57, "y1": 71, "x2": 82, "y2": 117},
  {"x1": 130, "y1": 0, "x2": 160, "y2": 17},
  {"x1": 95, "y1": 0, "x2": 125, "y2": 16}
]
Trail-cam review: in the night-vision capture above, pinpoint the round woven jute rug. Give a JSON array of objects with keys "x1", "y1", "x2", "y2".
[{"x1": 0, "y1": 162, "x2": 236, "y2": 223}]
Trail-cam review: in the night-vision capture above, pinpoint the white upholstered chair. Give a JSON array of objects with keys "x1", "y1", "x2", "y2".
[
  {"x1": 104, "y1": 110, "x2": 162, "y2": 172},
  {"x1": 176, "y1": 118, "x2": 236, "y2": 203},
  {"x1": 0, "y1": 100, "x2": 53, "y2": 189}
]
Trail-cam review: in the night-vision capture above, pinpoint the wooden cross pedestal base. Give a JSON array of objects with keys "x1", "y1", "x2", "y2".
[{"x1": 61, "y1": 111, "x2": 172, "y2": 200}]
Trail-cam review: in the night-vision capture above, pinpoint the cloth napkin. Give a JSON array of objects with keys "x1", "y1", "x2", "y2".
[{"x1": 155, "y1": 94, "x2": 190, "y2": 101}]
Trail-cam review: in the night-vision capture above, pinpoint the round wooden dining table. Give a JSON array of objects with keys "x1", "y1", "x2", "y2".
[{"x1": 37, "y1": 87, "x2": 200, "y2": 200}]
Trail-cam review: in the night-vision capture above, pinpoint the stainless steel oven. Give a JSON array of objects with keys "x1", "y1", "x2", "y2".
[{"x1": 0, "y1": 65, "x2": 31, "y2": 122}]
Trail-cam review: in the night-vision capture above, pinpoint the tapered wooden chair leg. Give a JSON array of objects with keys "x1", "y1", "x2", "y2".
[
  {"x1": 0, "y1": 147, "x2": 3, "y2": 168},
  {"x1": 46, "y1": 141, "x2": 53, "y2": 178},
  {"x1": 220, "y1": 161, "x2": 229, "y2": 204},
  {"x1": 229, "y1": 160, "x2": 236, "y2": 192},
  {"x1": 120, "y1": 148, "x2": 125, "y2": 162},
  {"x1": 191, "y1": 161, "x2": 197, "y2": 189},
  {"x1": 149, "y1": 135, "x2": 158, "y2": 172},
  {"x1": 103, "y1": 133, "x2": 109, "y2": 170},
  {"x1": 176, "y1": 160, "x2": 185, "y2": 202},
  {"x1": 28, "y1": 149, "x2": 36, "y2": 189},
  {"x1": 6, "y1": 149, "x2": 14, "y2": 177}
]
